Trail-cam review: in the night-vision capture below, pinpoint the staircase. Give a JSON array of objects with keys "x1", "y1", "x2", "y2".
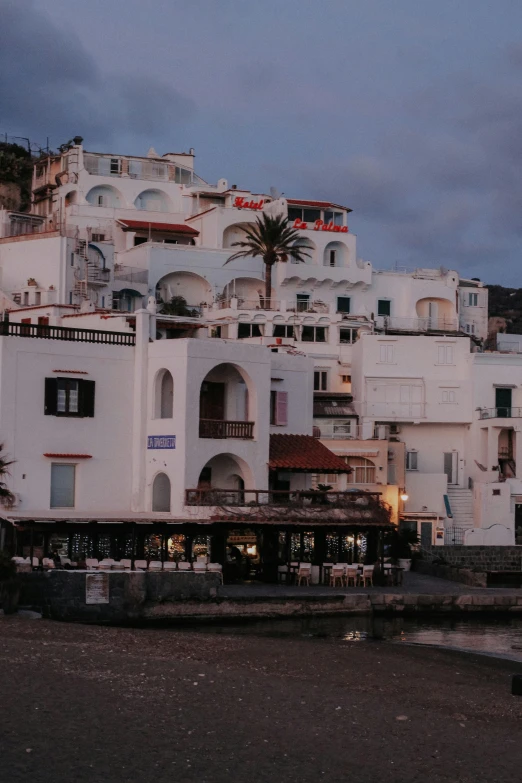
[{"x1": 446, "y1": 487, "x2": 475, "y2": 531}]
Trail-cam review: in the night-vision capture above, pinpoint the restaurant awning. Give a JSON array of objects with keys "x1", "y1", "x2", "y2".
[
  {"x1": 117, "y1": 220, "x2": 199, "y2": 236},
  {"x1": 269, "y1": 434, "x2": 351, "y2": 473}
]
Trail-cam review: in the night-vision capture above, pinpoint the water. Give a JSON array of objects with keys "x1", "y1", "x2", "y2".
[{"x1": 188, "y1": 615, "x2": 522, "y2": 662}]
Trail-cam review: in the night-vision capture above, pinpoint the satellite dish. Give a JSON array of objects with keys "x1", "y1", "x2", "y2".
[{"x1": 270, "y1": 186, "x2": 281, "y2": 200}]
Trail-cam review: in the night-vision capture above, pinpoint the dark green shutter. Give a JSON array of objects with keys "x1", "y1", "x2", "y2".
[
  {"x1": 44, "y1": 378, "x2": 57, "y2": 415},
  {"x1": 79, "y1": 380, "x2": 95, "y2": 417}
]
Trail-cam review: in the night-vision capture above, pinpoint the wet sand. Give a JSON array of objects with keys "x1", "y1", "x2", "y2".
[{"x1": 1, "y1": 615, "x2": 522, "y2": 782}]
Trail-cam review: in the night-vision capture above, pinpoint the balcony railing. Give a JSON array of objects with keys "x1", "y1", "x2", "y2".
[
  {"x1": 216, "y1": 298, "x2": 280, "y2": 311},
  {"x1": 478, "y1": 407, "x2": 522, "y2": 420},
  {"x1": 114, "y1": 265, "x2": 149, "y2": 285},
  {"x1": 0, "y1": 321, "x2": 135, "y2": 345},
  {"x1": 185, "y1": 488, "x2": 380, "y2": 506},
  {"x1": 199, "y1": 419, "x2": 254, "y2": 439},
  {"x1": 313, "y1": 423, "x2": 390, "y2": 440},
  {"x1": 375, "y1": 316, "x2": 460, "y2": 333}
]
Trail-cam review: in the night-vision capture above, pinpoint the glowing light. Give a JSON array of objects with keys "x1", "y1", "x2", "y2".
[{"x1": 400, "y1": 492, "x2": 409, "y2": 502}]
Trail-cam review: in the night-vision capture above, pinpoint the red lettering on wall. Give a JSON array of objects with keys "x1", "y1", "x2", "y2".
[
  {"x1": 234, "y1": 196, "x2": 265, "y2": 210},
  {"x1": 293, "y1": 217, "x2": 348, "y2": 233}
]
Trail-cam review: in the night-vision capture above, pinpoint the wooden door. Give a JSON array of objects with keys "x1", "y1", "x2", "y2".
[{"x1": 200, "y1": 382, "x2": 225, "y2": 420}]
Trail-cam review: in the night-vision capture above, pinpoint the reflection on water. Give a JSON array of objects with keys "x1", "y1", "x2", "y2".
[{"x1": 189, "y1": 615, "x2": 522, "y2": 662}]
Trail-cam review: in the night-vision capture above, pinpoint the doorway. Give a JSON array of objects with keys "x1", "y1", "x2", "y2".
[
  {"x1": 420, "y1": 521, "x2": 432, "y2": 547},
  {"x1": 496, "y1": 387, "x2": 512, "y2": 418},
  {"x1": 444, "y1": 452, "x2": 458, "y2": 485},
  {"x1": 200, "y1": 381, "x2": 225, "y2": 420}
]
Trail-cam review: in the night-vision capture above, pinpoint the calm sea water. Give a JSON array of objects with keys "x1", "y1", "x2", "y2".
[{"x1": 187, "y1": 615, "x2": 522, "y2": 662}]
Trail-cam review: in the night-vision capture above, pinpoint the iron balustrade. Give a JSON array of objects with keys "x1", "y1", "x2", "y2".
[
  {"x1": 0, "y1": 321, "x2": 135, "y2": 346},
  {"x1": 198, "y1": 419, "x2": 254, "y2": 439},
  {"x1": 185, "y1": 488, "x2": 381, "y2": 506},
  {"x1": 478, "y1": 407, "x2": 522, "y2": 420},
  {"x1": 375, "y1": 315, "x2": 460, "y2": 333}
]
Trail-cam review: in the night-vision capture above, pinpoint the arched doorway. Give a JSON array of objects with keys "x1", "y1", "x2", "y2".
[
  {"x1": 152, "y1": 472, "x2": 171, "y2": 512},
  {"x1": 199, "y1": 363, "x2": 254, "y2": 439},
  {"x1": 154, "y1": 369, "x2": 174, "y2": 419}
]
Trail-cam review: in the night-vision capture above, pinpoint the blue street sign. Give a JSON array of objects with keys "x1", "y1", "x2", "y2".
[{"x1": 147, "y1": 436, "x2": 176, "y2": 449}]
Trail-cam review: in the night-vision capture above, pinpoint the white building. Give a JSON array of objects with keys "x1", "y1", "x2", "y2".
[{"x1": 3, "y1": 138, "x2": 512, "y2": 555}]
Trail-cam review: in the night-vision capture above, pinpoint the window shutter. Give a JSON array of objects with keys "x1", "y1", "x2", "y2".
[
  {"x1": 276, "y1": 391, "x2": 288, "y2": 426},
  {"x1": 79, "y1": 380, "x2": 96, "y2": 418},
  {"x1": 44, "y1": 378, "x2": 57, "y2": 415}
]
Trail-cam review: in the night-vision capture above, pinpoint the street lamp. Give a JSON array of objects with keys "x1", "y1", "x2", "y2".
[{"x1": 400, "y1": 491, "x2": 409, "y2": 502}]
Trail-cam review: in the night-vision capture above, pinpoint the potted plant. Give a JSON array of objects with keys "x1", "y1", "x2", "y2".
[{"x1": 386, "y1": 528, "x2": 419, "y2": 572}]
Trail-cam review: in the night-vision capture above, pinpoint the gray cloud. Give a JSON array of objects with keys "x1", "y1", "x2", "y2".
[{"x1": 0, "y1": 0, "x2": 196, "y2": 148}]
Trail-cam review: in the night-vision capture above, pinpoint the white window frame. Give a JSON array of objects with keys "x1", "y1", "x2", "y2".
[
  {"x1": 441, "y1": 389, "x2": 457, "y2": 404},
  {"x1": 314, "y1": 370, "x2": 328, "y2": 391},
  {"x1": 379, "y1": 344, "x2": 395, "y2": 364},
  {"x1": 437, "y1": 345, "x2": 454, "y2": 365},
  {"x1": 467, "y1": 292, "x2": 478, "y2": 307},
  {"x1": 50, "y1": 463, "x2": 76, "y2": 508},
  {"x1": 406, "y1": 451, "x2": 418, "y2": 471}
]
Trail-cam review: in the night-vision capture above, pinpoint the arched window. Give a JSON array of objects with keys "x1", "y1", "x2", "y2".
[
  {"x1": 323, "y1": 241, "x2": 348, "y2": 268},
  {"x1": 346, "y1": 457, "x2": 376, "y2": 484},
  {"x1": 134, "y1": 189, "x2": 169, "y2": 212},
  {"x1": 154, "y1": 369, "x2": 173, "y2": 419},
  {"x1": 85, "y1": 185, "x2": 122, "y2": 208},
  {"x1": 152, "y1": 473, "x2": 171, "y2": 512}
]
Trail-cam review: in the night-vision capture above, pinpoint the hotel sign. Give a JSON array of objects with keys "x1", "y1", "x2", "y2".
[
  {"x1": 293, "y1": 218, "x2": 348, "y2": 233},
  {"x1": 233, "y1": 196, "x2": 265, "y2": 210},
  {"x1": 147, "y1": 436, "x2": 176, "y2": 449}
]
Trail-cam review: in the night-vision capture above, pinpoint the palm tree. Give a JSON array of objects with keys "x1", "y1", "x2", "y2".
[
  {"x1": 225, "y1": 214, "x2": 310, "y2": 306},
  {"x1": 0, "y1": 446, "x2": 15, "y2": 509}
]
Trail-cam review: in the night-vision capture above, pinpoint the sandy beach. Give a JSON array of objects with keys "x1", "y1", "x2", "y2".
[{"x1": 1, "y1": 615, "x2": 522, "y2": 782}]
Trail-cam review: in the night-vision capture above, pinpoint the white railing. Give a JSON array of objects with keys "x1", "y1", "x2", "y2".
[
  {"x1": 113, "y1": 265, "x2": 149, "y2": 284},
  {"x1": 83, "y1": 153, "x2": 207, "y2": 185},
  {"x1": 375, "y1": 316, "x2": 459, "y2": 333},
  {"x1": 363, "y1": 402, "x2": 426, "y2": 419},
  {"x1": 313, "y1": 422, "x2": 390, "y2": 440},
  {"x1": 287, "y1": 300, "x2": 330, "y2": 314}
]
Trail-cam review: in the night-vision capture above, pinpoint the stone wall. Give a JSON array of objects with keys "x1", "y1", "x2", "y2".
[
  {"x1": 424, "y1": 545, "x2": 522, "y2": 571},
  {"x1": 19, "y1": 570, "x2": 220, "y2": 623}
]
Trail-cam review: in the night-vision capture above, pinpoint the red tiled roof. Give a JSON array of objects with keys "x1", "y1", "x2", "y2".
[
  {"x1": 269, "y1": 434, "x2": 351, "y2": 473},
  {"x1": 117, "y1": 220, "x2": 199, "y2": 236},
  {"x1": 287, "y1": 198, "x2": 353, "y2": 213},
  {"x1": 43, "y1": 454, "x2": 92, "y2": 459}
]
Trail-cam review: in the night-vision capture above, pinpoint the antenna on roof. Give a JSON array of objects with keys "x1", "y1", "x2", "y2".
[{"x1": 270, "y1": 186, "x2": 281, "y2": 200}]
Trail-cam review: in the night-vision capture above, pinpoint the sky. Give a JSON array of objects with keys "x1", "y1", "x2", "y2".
[{"x1": 2, "y1": 0, "x2": 522, "y2": 284}]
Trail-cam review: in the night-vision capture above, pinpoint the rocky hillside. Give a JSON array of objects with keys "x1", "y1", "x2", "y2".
[
  {"x1": 487, "y1": 285, "x2": 522, "y2": 335},
  {"x1": 0, "y1": 142, "x2": 34, "y2": 211}
]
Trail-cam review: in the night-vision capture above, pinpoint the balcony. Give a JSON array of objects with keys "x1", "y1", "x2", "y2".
[
  {"x1": 375, "y1": 316, "x2": 460, "y2": 334},
  {"x1": 478, "y1": 407, "x2": 522, "y2": 420},
  {"x1": 185, "y1": 488, "x2": 380, "y2": 506},
  {"x1": 0, "y1": 321, "x2": 135, "y2": 346},
  {"x1": 199, "y1": 419, "x2": 254, "y2": 439},
  {"x1": 86, "y1": 267, "x2": 111, "y2": 285},
  {"x1": 217, "y1": 298, "x2": 281, "y2": 311},
  {"x1": 313, "y1": 422, "x2": 389, "y2": 440}
]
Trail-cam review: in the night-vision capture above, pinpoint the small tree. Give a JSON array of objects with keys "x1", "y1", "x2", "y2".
[
  {"x1": 225, "y1": 214, "x2": 310, "y2": 306},
  {"x1": 0, "y1": 446, "x2": 15, "y2": 509}
]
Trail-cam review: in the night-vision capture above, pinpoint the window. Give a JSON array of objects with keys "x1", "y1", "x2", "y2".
[
  {"x1": 341, "y1": 374, "x2": 351, "y2": 384},
  {"x1": 377, "y1": 299, "x2": 391, "y2": 316},
  {"x1": 406, "y1": 451, "x2": 418, "y2": 471},
  {"x1": 328, "y1": 250, "x2": 337, "y2": 267},
  {"x1": 110, "y1": 158, "x2": 121, "y2": 175},
  {"x1": 270, "y1": 390, "x2": 288, "y2": 425},
  {"x1": 97, "y1": 194, "x2": 107, "y2": 207},
  {"x1": 441, "y1": 389, "x2": 456, "y2": 403},
  {"x1": 287, "y1": 206, "x2": 321, "y2": 223},
  {"x1": 379, "y1": 344, "x2": 395, "y2": 363},
  {"x1": 35, "y1": 292, "x2": 41, "y2": 305},
  {"x1": 69, "y1": 292, "x2": 73, "y2": 304},
  {"x1": 91, "y1": 233, "x2": 106, "y2": 242},
  {"x1": 154, "y1": 369, "x2": 174, "y2": 419},
  {"x1": 44, "y1": 378, "x2": 95, "y2": 417},
  {"x1": 50, "y1": 463, "x2": 75, "y2": 508},
  {"x1": 437, "y1": 345, "x2": 454, "y2": 365},
  {"x1": 324, "y1": 211, "x2": 343, "y2": 226},
  {"x1": 468, "y1": 293, "x2": 478, "y2": 307},
  {"x1": 23, "y1": 292, "x2": 29, "y2": 305},
  {"x1": 301, "y1": 326, "x2": 327, "y2": 343},
  {"x1": 273, "y1": 324, "x2": 295, "y2": 338},
  {"x1": 337, "y1": 297, "x2": 351, "y2": 313},
  {"x1": 346, "y1": 457, "x2": 376, "y2": 484},
  {"x1": 340, "y1": 327, "x2": 358, "y2": 344},
  {"x1": 465, "y1": 323, "x2": 475, "y2": 335},
  {"x1": 313, "y1": 419, "x2": 353, "y2": 439},
  {"x1": 314, "y1": 370, "x2": 328, "y2": 391},
  {"x1": 237, "y1": 322, "x2": 263, "y2": 339},
  {"x1": 70, "y1": 252, "x2": 75, "y2": 267},
  {"x1": 296, "y1": 294, "x2": 310, "y2": 312}
]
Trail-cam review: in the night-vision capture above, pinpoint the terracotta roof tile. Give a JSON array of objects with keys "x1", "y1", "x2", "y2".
[{"x1": 269, "y1": 434, "x2": 351, "y2": 473}]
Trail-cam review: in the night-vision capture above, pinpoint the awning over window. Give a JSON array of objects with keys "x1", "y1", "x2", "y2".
[
  {"x1": 269, "y1": 434, "x2": 351, "y2": 473},
  {"x1": 118, "y1": 220, "x2": 199, "y2": 236}
]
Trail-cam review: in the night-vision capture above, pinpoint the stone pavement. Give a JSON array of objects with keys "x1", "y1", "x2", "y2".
[{"x1": 218, "y1": 571, "x2": 519, "y2": 599}]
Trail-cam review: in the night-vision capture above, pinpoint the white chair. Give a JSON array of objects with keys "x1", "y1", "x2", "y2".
[
  {"x1": 208, "y1": 563, "x2": 223, "y2": 584},
  {"x1": 61, "y1": 557, "x2": 72, "y2": 566},
  {"x1": 297, "y1": 564, "x2": 312, "y2": 586},
  {"x1": 111, "y1": 561, "x2": 125, "y2": 571},
  {"x1": 42, "y1": 558, "x2": 55, "y2": 569},
  {"x1": 178, "y1": 561, "x2": 192, "y2": 571},
  {"x1": 134, "y1": 559, "x2": 147, "y2": 571},
  {"x1": 163, "y1": 561, "x2": 177, "y2": 571},
  {"x1": 278, "y1": 565, "x2": 289, "y2": 584},
  {"x1": 359, "y1": 565, "x2": 374, "y2": 587},
  {"x1": 345, "y1": 565, "x2": 359, "y2": 586},
  {"x1": 98, "y1": 559, "x2": 114, "y2": 570},
  {"x1": 148, "y1": 560, "x2": 163, "y2": 571},
  {"x1": 120, "y1": 559, "x2": 132, "y2": 570},
  {"x1": 85, "y1": 558, "x2": 99, "y2": 570},
  {"x1": 322, "y1": 562, "x2": 333, "y2": 584},
  {"x1": 330, "y1": 565, "x2": 345, "y2": 587},
  {"x1": 193, "y1": 561, "x2": 207, "y2": 573}
]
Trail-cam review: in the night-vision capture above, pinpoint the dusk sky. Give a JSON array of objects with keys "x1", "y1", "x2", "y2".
[{"x1": 3, "y1": 0, "x2": 522, "y2": 284}]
